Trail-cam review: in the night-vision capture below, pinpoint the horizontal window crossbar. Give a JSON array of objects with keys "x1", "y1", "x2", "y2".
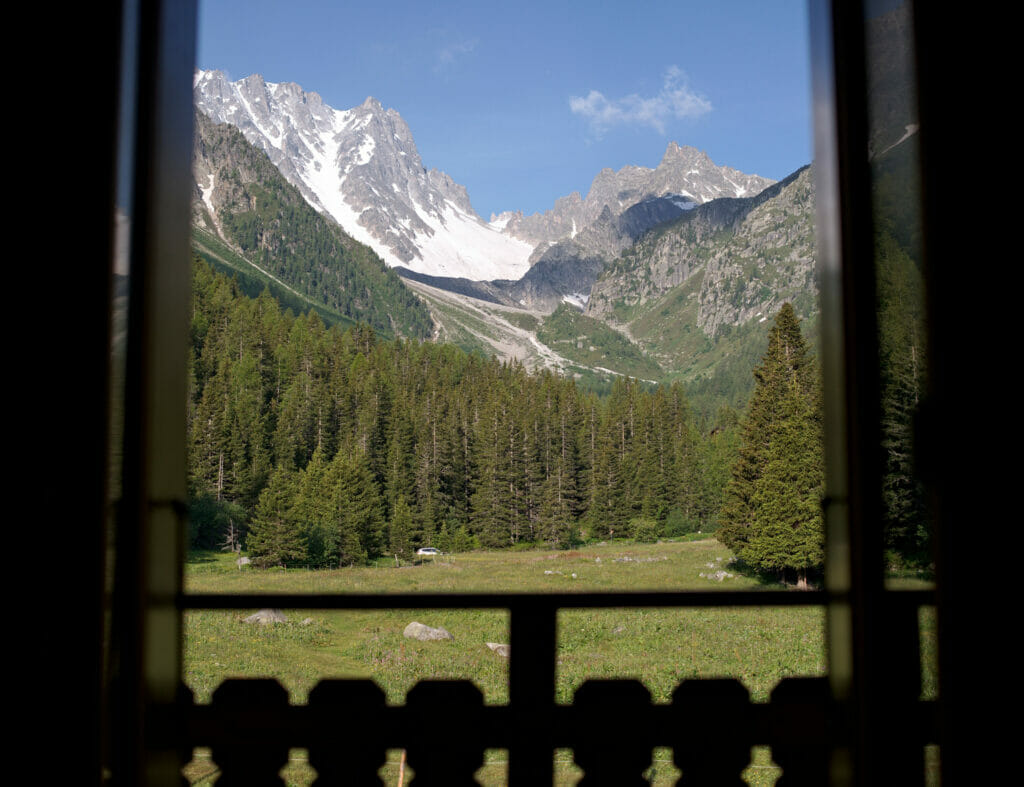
[{"x1": 178, "y1": 588, "x2": 933, "y2": 610}]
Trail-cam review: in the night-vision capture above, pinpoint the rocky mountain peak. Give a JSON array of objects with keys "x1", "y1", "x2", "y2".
[
  {"x1": 496, "y1": 143, "x2": 776, "y2": 249},
  {"x1": 659, "y1": 142, "x2": 711, "y2": 166}
]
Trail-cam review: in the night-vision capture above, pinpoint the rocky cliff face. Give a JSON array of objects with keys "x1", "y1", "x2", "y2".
[
  {"x1": 695, "y1": 166, "x2": 816, "y2": 336},
  {"x1": 587, "y1": 165, "x2": 816, "y2": 337},
  {"x1": 503, "y1": 196, "x2": 696, "y2": 312},
  {"x1": 192, "y1": 108, "x2": 316, "y2": 248}
]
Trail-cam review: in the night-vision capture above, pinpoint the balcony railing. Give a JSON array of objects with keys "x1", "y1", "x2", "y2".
[{"x1": 174, "y1": 589, "x2": 934, "y2": 784}]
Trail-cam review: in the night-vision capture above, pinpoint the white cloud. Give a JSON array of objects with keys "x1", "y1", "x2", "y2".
[
  {"x1": 569, "y1": 66, "x2": 711, "y2": 135},
  {"x1": 436, "y1": 38, "x2": 478, "y2": 71}
]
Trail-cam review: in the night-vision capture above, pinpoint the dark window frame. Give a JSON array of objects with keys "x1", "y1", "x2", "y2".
[{"x1": 74, "y1": 0, "x2": 972, "y2": 783}]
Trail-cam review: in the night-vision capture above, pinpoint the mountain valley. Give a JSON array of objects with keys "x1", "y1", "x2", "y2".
[{"x1": 191, "y1": 69, "x2": 819, "y2": 410}]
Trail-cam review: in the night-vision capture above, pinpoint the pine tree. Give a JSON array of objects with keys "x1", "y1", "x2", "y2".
[
  {"x1": 718, "y1": 303, "x2": 824, "y2": 586},
  {"x1": 246, "y1": 466, "x2": 307, "y2": 567},
  {"x1": 388, "y1": 495, "x2": 414, "y2": 563},
  {"x1": 324, "y1": 450, "x2": 383, "y2": 566},
  {"x1": 291, "y1": 444, "x2": 334, "y2": 566}
]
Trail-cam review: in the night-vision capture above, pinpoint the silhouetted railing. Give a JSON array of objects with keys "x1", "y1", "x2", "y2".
[{"x1": 175, "y1": 590, "x2": 935, "y2": 785}]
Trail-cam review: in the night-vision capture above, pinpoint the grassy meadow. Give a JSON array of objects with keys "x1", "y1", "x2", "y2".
[{"x1": 182, "y1": 538, "x2": 935, "y2": 785}]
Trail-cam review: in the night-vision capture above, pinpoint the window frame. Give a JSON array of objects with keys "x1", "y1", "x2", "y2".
[{"x1": 95, "y1": 0, "x2": 960, "y2": 783}]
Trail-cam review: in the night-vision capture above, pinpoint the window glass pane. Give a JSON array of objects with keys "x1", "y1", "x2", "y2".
[{"x1": 864, "y1": 1, "x2": 933, "y2": 584}]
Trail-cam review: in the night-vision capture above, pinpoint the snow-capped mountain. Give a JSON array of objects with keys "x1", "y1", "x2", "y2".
[{"x1": 194, "y1": 70, "x2": 533, "y2": 281}]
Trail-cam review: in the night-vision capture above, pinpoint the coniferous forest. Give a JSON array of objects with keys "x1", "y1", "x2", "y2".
[
  {"x1": 188, "y1": 256, "x2": 740, "y2": 567},
  {"x1": 189, "y1": 227, "x2": 931, "y2": 578}
]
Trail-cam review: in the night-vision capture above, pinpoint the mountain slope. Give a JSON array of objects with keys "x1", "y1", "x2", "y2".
[
  {"x1": 192, "y1": 110, "x2": 433, "y2": 338},
  {"x1": 403, "y1": 165, "x2": 816, "y2": 408},
  {"x1": 588, "y1": 166, "x2": 814, "y2": 330},
  {"x1": 501, "y1": 195, "x2": 699, "y2": 312},
  {"x1": 585, "y1": 165, "x2": 816, "y2": 404}
]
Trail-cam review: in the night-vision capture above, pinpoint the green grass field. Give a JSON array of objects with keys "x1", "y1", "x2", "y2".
[{"x1": 182, "y1": 539, "x2": 935, "y2": 785}]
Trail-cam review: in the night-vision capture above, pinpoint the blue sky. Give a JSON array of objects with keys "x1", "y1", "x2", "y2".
[{"x1": 198, "y1": 0, "x2": 812, "y2": 219}]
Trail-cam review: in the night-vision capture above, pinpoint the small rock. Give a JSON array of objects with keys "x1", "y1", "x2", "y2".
[
  {"x1": 486, "y1": 642, "x2": 511, "y2": 658},
  {"x1": 571, "y1": 572, "x2": 578, "y2": 579},
  {"x1": 244, "y1": 609, "x2": 287, "y2": 625},
  {"x1": 595, "y1": 557, "x2": 601, "y2": 563},
  {"x1": 300, "y1": 618, "x2": 315, "y2": 626},
  {"x1": 403, "y1": 621, "x2": 454, "y2": 641}
]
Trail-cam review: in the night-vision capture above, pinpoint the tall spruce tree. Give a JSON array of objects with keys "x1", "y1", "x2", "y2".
[
  {"x1": 718, "y1": 303, "x2": 824, "y2": 587},
  {"x1": 246, "y1": 466, "x2": 307, "y2": 567}
]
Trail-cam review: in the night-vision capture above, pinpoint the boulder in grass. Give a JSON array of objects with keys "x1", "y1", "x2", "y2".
[
  {"x1": 486, "y1": 642, "x2": 510, "y2": 658},
  {"x1": 244, "y1": 609, "x2": 287, "y2": 624},
  {"x1": 403, "y1": 621, "x2": 454, "y2": 641}
]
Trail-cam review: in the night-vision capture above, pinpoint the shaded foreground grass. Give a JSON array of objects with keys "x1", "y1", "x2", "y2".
[{"x1": 183, "y1": 539, "x2": 934, "y2": 785}]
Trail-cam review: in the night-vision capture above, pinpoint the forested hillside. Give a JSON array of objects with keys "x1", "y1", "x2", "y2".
[{"x1": 188, "y1": 257, "x2": 740, "y2": 565}]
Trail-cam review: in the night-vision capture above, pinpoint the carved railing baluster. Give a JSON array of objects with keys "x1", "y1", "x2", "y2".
[
  {"x1": 572, "y1": 679, "x2": 653, "y2": 786},
  {"x1": 209, "y1": 678, "x2": 291, "y2": 786},
  {"x1": 307, "y1": 679, "x2": 387, "y2": 785},
  {"x1": 404, "y1": 680, "x2": 485, "y2": 785},
  {"x1": 769, "y1": 677, "x2": 832, "y2": 787},
  {"x1": 508, "y1": 600, "x2": 556, "y2": 783},
  {"x1": 672, "y1": 678, "x2": 751, "y2": 785},
  {"x1": 176, "y1": 684, "x2": 196, "y2": 786}
]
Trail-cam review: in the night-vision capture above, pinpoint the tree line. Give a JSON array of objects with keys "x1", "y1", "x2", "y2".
[{"x1": 188, "y1": 256, "x2": 741, "y2": 566}]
